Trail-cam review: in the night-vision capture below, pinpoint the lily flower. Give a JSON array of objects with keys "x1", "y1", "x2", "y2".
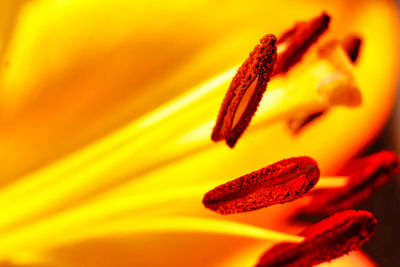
[{"x1": 0, "y1": 0, "x2": 398, "y2": 267}]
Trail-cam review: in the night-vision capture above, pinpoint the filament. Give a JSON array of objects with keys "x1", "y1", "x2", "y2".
[
  {"x1": 314, "y1": 176, "x2": 349, "y2": 189},
  {"x1": 0, "y1": 173, "x2": 346, "y2": 254},
  {"x1": 0, "y1": 216, "x2": 303, "y2": 259}
]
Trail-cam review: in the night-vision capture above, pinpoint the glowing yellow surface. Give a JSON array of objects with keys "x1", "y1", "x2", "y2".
[
  {"x1": 0, "y1": 0, "x2": 397, "y2": 266},
  {"x1": 0, "y1": 51, "x2": 360, "y2": 233}
]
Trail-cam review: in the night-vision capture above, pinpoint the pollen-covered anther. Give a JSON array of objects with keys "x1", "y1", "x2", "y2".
[
  {"x1": 211, "y1": 34, "x2": 277, "y2": 148},
  {"x1": 202, "y1": 156, "x2": 320, "y2": 215},
  {"x1": 255, "y1": 210, "x2": 378, "y2": 267},
  {"x1": 273, "y1": 12, "x2": 330, "y2": 75},
  {"x1": 301, "y1": 150, "x2": 400, "y2": 215}
]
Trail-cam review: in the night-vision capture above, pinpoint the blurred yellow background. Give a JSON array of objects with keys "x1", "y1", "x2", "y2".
[{"x1": 0, "y1": 0, "x2": 398, "y2": 266}]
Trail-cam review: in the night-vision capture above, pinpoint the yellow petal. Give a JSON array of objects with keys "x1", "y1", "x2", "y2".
[{"x1": 0, "y1": 0, "x2": 397, "y2": 266}]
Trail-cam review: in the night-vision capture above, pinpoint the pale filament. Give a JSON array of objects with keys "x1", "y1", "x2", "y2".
[
  {"x1": 313, "y1": 176, "x2": 349, "y2": 189},
  {"x1": 0, "y1": 216, "x2": 303, "y2": 259},
  {"x1": 0, "y1": 174, "x2": 346, "y2": 258}
]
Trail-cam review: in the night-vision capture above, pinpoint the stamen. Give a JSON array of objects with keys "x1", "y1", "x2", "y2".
[
  {"x1": 255, "y1": 210, "x2": 377, "y2": 267},
  {"x1": 301, "y1": 150, "x2": 400, "y2": 215},
  {"x1": 0, "y1": 175, "x2": 348, "y2": 252},
  {"x1": 203, "y1": 157, "x2": 319, "y2": 214},
  {"x1": 342, "y1": 35, "x2": 362, "y2": 63},
  {"x1": 0, "y1": 41, "x2": 359, "y2": 232},
  {"x1": 273, "y1": 12, "x2": 330, "y2": 75},
  {"x1": 212, "y1": 13, "x2": 333, "y2": 146},
  {"x1": 211, "y1": 34, "x2": 277, "y2": 147}
]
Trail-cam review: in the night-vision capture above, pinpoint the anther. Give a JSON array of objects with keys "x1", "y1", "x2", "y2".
[
  {"x1": 301, "y1": 150, "x2": 400, "y2": 215},
  {"x1": 273, "y1": 12, "x2": 330, "y2": 75},
  {"x1": 255, "y1": 210, "x2": 377, "y2": 267},
  {"x1": 211, "y1": 34, "x2": 277, "y2": 147},
  {"x1": 203, "y1": 157, "x2": 319, "y2": 214}
]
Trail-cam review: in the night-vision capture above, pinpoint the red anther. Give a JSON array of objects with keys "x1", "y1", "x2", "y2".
[
  {"x1": 211, "y1": 34, "x2": 277, "y2": 147},
  {"x1": 203, "y1": 157, "x2": 319, "y2": 215},
  {"x1": 342, "y1": 35, "x2": 362, "y2": 63},
  {"x1": 255, "y1": 210, "x2": 377, "y2": 267},
  {"x1": 273, "y1": 12, "x2": 330, "y2": 76},
  {"x1": 302, "y1": 150, "x2": 400, "y2": 215}
]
